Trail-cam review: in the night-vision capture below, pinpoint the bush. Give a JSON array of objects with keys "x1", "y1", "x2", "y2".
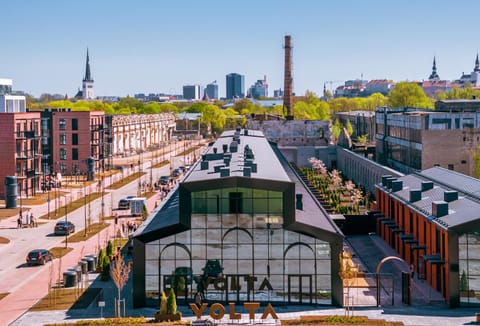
[
  {"x1": 106, "y1": 240, "x2": 114, "y2": 258},
  {"x1": 97, "y1": 248, "x2": 105, "y2": 272},
  {"x1": 101, "y1": 255, "x2": 111, "y2": 281},
  {"x1": 160, "y1": 291, "x2": 167, "y2": 314},
  {"x1": 167, "y1": 287, "x2": 177, "y2": 315}
]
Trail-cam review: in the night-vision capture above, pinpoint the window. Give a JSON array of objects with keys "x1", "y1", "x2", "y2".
[
  {"x1": 72, "y1": 133, "x2": 78, "y2": 145},
  {"x1": 59, "y1": 119, "x2": 66, "y2": 130},
  {"x1": 59, "y1": 134, "x2": 66, "y2": 145},
  {"x1": 448, "y1": 164, "x2": 454, "y2": 170},
  {"x1": 60, "y1": 148, "x2": 67, "y2": 160},
  {"x1": 72, "y1": 119, "x2": 78, "y2": 130},
  {"x1": 72, "y1": 148, "x2": 78, "y2": 160}
]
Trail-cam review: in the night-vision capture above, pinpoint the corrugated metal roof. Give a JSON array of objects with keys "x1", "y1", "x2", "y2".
[{"x1": 183, "y1": 129, "x2": 291, "y2": 183}]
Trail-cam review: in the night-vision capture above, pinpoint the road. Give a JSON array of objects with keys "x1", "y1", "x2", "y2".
[{"x1": 0, "y1": 141, "x2": 204, "y2": 325}]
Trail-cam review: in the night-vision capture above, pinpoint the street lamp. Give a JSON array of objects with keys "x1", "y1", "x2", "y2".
[
  {"x1": 64, "y1": 195, "x2": 68, "y2": 248},
  {"x1": 84, "y1": 173, "x2": 88, "y2": 237}
]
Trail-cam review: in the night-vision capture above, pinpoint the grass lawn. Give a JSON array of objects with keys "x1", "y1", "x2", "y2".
[
  {"x1": 65, "y1": 222, "x2": 110, "y2": 243},
  {"x1": 152, "y1": 160, "x2": 169, "y2": 169},
  {"x1": 281, "y1": 315, "x2": 404, "y2": 325},
  {"x1": 106, "y1": 172, "x2": 146, "y2": 190},
  {"x1": 39, "y1": 192, "x2": 103, "y2": 220},
  {"x1": 49, "y1": 247, "x2": 74, "y2": 259}
]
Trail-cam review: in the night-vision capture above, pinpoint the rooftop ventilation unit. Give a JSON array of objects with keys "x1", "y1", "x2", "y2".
[
  {"x1": 409, "y1": 189, "x2": 421, "y2": 202},
  {"x1": 244, "y1": 129, "x2": 249, "y2": 136},
  {"x1": 432, "y1": 201, "x2": 448, "y2": 218},
  {"x1": 243, "y1": 167, "x2": 251, "y2": 177},
  {"x1": 421, "y1": 181, "x2": 434, "y2": 192},
  {"x1": 381, "y1": 175, "x2": 392, "y2": 187},
  {"x1": 391, "y1": 180, "x2": 403, "y2": 192},
  {"x1": 220, "y1": 168, "x2": 230, "y2": 177},
  {"x1": 444, "y1": 190, "x2": 458, "y2": 202},
  {"x1": 201, "y1": 161, "x2": 209, "y2": 170},
  {"x1": 222, "y1": 144, "x2": 228, "y2": 153}
]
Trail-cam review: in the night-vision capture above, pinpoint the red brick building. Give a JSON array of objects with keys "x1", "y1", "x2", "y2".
[
  {"x1": 43, "y1": 109, "x2": 105, "y2": 177},
  {"x1": 375, "y1": 167, "x2": 480, "y2": 307},
  {"x1": 0, "y1": 112, "x2": 42, "y2": 198}
]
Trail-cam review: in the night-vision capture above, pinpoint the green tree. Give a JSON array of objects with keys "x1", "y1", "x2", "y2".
[
  {"x1": 166, "y1": 287, "x2": 177, "y2": 314},
  {"x1": 201, "y1": 104, "x2": 225, "y2": 133},
  {"x1": 388, "y1": 82, "x2": 433, "y2": 108},
  {"x1": 106, "y1": 240, "x2": 114, "y2": 258},
  {"x1": 101, "y1": 254, "x2": 110, "y2": 281},
  {"x1": 332, "y1": 118, "x2": 343, "y2": 140},
  {"x1": 97, "y1": 248, "x2": 105, "y2": 272},
  {"x1": 345, "y1": 120, "x2": 353, "y2": 136},
  {"x1": 142, "y1": 102, "x2": 161, "y2": 114},
  {"x1": 159, "y1": 103, "x2": 179, "y2": 113},
  {"x1": 356, "y1": 134, "x2": 368, "y2": 145}
]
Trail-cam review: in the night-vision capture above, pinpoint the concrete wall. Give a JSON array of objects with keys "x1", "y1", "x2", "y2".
[{"x1": 336, "y1": 147, "x2": 403, "y2": 197}]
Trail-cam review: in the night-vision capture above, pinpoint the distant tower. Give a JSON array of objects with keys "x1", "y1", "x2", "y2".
[
  {"x1": 475, "y1": 53, "x2": 480, "y2": 72},
  {"x1": 428, "y1": 56, "x2": 440, "y2": 80},
  {"x1": 283, "y1": 35, "x2": 293, "y2": 120},
  {"x1": 82, "y1": 49, "x2": 94, "y2": 100}
]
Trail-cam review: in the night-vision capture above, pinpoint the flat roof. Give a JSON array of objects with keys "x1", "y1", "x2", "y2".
[{"x1": 183, "y1": 129, "x2": 291, "y2": 183}]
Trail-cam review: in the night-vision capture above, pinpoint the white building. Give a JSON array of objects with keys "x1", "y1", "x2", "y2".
[{"x1": 0, "y1": 79, "x2": 26, "y2": 113}]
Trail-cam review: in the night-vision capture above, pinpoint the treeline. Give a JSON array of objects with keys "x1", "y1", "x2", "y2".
[{"x1": 29, "y1": 82, "x2": 480, "y2": 134}]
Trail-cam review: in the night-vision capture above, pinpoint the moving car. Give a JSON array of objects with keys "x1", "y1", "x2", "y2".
[
  {"x1": 54, "y1": 221, "x2": 75, "y2": 235},
  {"x1": 118, "y1": 198, "x2": 130, "y2": 210},
  {"x1": 26, "y1": 249, "x2": 53, "y2": 266}
]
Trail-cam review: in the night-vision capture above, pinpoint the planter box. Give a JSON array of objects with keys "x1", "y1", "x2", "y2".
[{"x1": 154, "y1": 312, "x2": 181, "y2": 322}]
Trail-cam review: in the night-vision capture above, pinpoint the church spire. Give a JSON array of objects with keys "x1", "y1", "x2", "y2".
[
  {"x1": 428, "y1": 56, "x2": 440, "y2": 80},
  {"x1": 475, "y1": 53, "x2": 480, "y2": 72},
  {"x1": 84, "y1": 49, "x2": 93, "y2": 82}
]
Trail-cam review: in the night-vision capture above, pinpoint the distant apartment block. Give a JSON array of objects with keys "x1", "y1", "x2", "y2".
[
  {"x1": 376, "y1": 100, "x2": 480, "y2": 176},
  {"x1": 364, "y1": 79, "x2": 394, "y2": 96},
  {"x1": 248, "y1": 75, "x2": 268, "y2": 99},
  {"x1": 205, "y1": 82, "x2": 218, "y2": 100},
  {"x1": 183, "y1": 85, "x2": 201, "y2": 100},
  {"x1": 0, "y1": 79, "x2": 26, "y2": 113},
  {"x1": 42, "y1": 109, "x2": 106, "y2": 176},
  {"x1": 226, "y1": 73, "x2": 245, "y2": 99},
  {"x1": 110, "y1": 113, "x2": 176, "y2": 157},
  {"x1": 273, "y1": 88, "x2": 283, "y2": 98}
]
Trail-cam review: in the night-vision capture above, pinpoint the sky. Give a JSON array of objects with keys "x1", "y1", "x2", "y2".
[{"x1": 3, "y1": 0, "x2": 480, "y2": 98}]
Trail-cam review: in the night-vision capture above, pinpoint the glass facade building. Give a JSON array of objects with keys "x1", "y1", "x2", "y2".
[{"x1": 132, "y1": 128, "x2": 344, "y2": 308}]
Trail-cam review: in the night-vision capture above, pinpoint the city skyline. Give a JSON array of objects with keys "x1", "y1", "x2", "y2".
[{"x1": 3, "y1": 0, "x2": 480, "y2": 98}]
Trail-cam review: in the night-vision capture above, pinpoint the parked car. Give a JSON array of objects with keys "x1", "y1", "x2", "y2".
[
  {"x1": 54, "y1": 221, "x2": 75, "y2": 235},
  {"x1": 159, "y1": 175, "x2": 171, "y2": 185},
  {"x1": 172, "y1": 168, "x2": 181, "y2": 177},
  {"x1": 118, "y1": 198, "x2": 130, "y2": 210},
  {"x1": 26, "y1": 249, "x2": 53, "y2": 266}
]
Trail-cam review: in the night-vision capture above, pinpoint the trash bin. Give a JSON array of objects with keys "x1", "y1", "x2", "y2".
[
  {"x1": 84, "y1": 256, "x2": 95, "y2": 272},
  {"x1": 69, "y1": 265, "x2": 82, "y2": 281},
  {"x1": 63, "y1": 270, "x2": 77, "y2": 288},
  {"x1": 78, "y1": 260, "x2": 88, "y2": 274},
  {"x1": 86, "y1": 254, "x2": 98, "y2": 268}
]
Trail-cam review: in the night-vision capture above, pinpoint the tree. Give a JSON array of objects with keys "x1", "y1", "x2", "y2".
[
  {"x1": 101, "y1": 254, "x2": 110, "y2": 281},
  {"x1": 110, "y1": 253, "x2": 132, "y2": 317},
  {"x1": 345, "y1": 120, "x2": 354, "y2": 136},
  {"x1": 388, "y1": 82, "x2": 433, "y2": 108},
  {"x1": 97, "y1": 248, "x2": 105, "y2": 272},
  {"x1": 160, "y1": 291, "x2": 168, "y2": 314},
  {"x1": 332, "y1": 118, "x2": 343, "y2": 141},
  {"x1": 167, "y1": 287, "x2": 177, "y2": 315},
  {"x1": 106, "y1": 240, "x2": 114, "y2": 258},
  {"x1": 356, "y1": 134, "x2": 368, "y2": 145}
]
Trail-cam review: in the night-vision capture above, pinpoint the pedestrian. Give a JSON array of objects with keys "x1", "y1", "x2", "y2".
[
  {"x1": 194, "y1": 291, "x2": 202, "y2": 308},
  {"x1": 31, "y1": 213, "x2": 36, "y2": 227},
  {"x1": 17, "y1": 214, "x2": 22, "y2": 229},
  {"x1": 410, "y1": 264, "x2": 415, "y2": 279},
  {"x1": 25, "y1": 211, "x2": 30, "y2": 227}
]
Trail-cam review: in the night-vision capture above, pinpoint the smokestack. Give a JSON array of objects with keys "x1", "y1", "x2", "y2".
[{"x1": 283, "y1": 35, "x2": 294, "y2": 120}]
